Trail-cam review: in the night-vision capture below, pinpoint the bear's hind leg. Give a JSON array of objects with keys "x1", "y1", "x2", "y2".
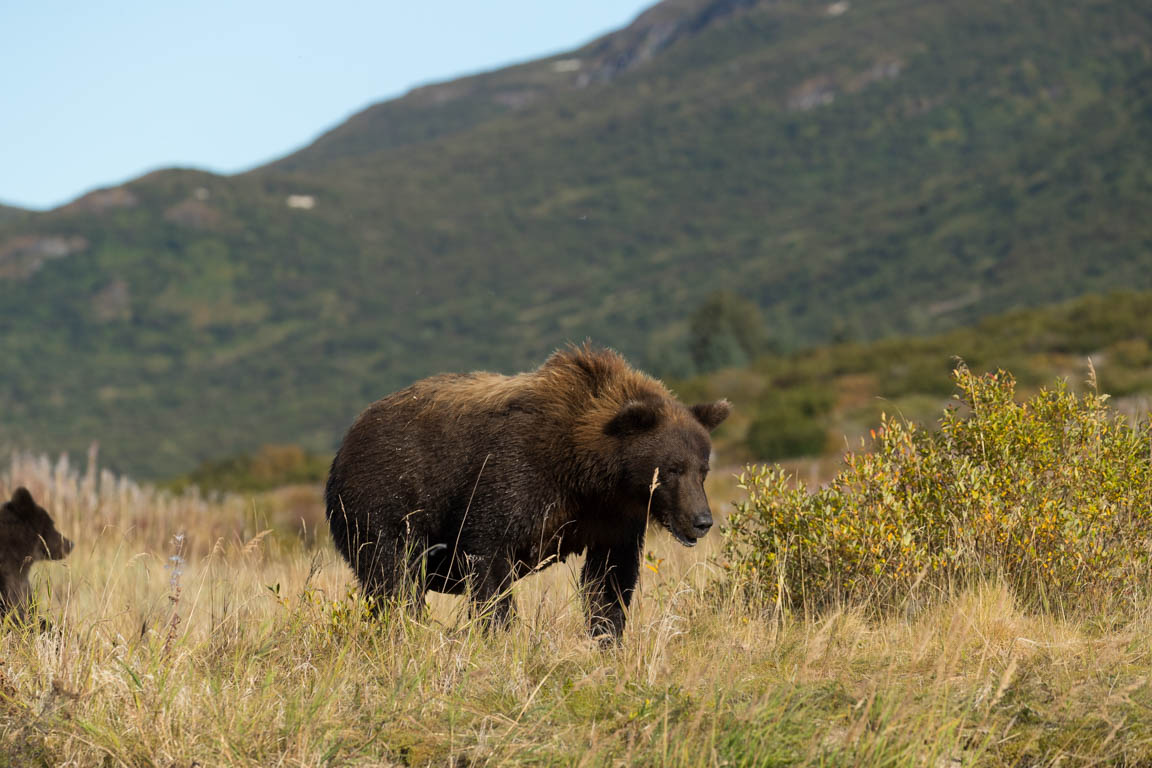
[
  {"x1": 353, "y1": 537, "x2": 429, "y2": 618},
  {"x1": 467, "y1": 554, "x2": 516, "y2": 631}
]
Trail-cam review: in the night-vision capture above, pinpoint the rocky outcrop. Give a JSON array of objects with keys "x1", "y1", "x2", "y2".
[
  {"x1": 0, "y1": 235, "x2": 88, "y2": 280},
  {"x1": 164, "y1": 198, "x2": 224, "y2": 229},
  {"x1": 91, "y1": 277, "x2": 132, "y2": 322},
  {"x1": 60, "y1": 186, "x2": 137, "y2": 215},
  {"x1": 580, "y1": 0, "x2": 760, "y2": 84}
]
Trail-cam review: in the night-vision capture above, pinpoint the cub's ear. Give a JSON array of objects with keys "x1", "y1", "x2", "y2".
[
  {"x1": 10, "y1": 487, "x2": 35, "y2": 508},
  {"x1": 605, "y1": 400, "x2": 662, "y2": 437},
  {"x1": 691, "y1": 400, "x2": 732, "y2": 432},
  {"x1": 7, "y1": 487, "x2": 36, "y2": 518}
]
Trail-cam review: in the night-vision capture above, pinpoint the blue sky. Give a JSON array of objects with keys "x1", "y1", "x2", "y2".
[{"x1": 0, "y1": 1, "x2": 654, "y2": 210}]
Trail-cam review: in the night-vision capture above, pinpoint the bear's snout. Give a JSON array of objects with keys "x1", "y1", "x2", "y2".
[
  {"x1": 667, "y1": 507, "x2": 715, "y2": 548},
  {"x1": 49, "y1": 536, "x2": 73, "y2": 560}
]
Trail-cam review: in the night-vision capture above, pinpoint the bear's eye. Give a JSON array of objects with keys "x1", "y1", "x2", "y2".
[{"x1": 664, "y1": 465, "x2": 684, "y2": 477}]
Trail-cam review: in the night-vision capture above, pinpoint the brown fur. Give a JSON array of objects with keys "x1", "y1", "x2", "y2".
[
  {"x1": 326, "y1": 344, "x2": 730, "y2": 639},
  {"x1": 0, "y1": 487, "x2": 72, "y2": 623}
]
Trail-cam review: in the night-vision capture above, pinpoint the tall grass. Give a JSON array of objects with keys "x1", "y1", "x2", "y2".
[{"x1": 3, "y1": 444, "x2": 1152, "y2": 766}]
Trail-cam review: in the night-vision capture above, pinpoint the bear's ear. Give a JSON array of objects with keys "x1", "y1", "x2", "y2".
[
  {"x1": 10, "y1": 487, "x2": 35, "y2": 509},
  {"x1": 605, "y1": 400, "x2": 662, "y2": 437},
  {"x1": 690, "y1": 400, "x2": 732, "y2": 432}
]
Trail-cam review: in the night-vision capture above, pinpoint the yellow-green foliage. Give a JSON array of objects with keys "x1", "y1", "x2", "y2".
[
  {"x1": 724, "y1": 365, "x2": 1152, "y2": 613},
  {"x1": 170, "y1": 443, "x2": 330, "y2": 493}
]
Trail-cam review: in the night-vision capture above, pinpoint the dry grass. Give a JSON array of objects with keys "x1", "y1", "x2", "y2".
[{"x1": 3, "y1": 453, "x2": 1152, "y2": 767}]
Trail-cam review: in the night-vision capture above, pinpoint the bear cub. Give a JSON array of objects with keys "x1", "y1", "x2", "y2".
[{"x1": 0, "y1": 487, "x2": 73, "y2": 622}]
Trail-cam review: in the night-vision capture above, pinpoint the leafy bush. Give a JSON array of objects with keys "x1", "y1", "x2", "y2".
[
  {"x1": 685, "y1": 291, "x2": 773, "y2": 375},
  {"x1": 723, "y1": 365, "x2": 1152, "y2": 614},
  {"x1": 745, "y1": 387, "x2": 834, "y2": 461},
  {"x1": 171, "y1": 443, "x2": 330, "y2": 493}
]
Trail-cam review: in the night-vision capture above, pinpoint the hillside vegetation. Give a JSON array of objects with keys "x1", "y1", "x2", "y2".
[
  {"x1": 682, "y1": 289, "x2": 1152, "y2": 467},
  {"x1": 1, "y1": 0, "x2": 1151, "y2": 477},
  {"x1": 177, "y1": 289, "x2": 1152, "y2": 493},
  {"x1": 0, "y1": 205, "x2": 28, "y2": 225}
]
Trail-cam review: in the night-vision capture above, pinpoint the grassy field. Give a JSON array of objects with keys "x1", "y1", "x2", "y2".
[{"x1": 4, "y1": 452, "x2": 1152, "y2": 767}]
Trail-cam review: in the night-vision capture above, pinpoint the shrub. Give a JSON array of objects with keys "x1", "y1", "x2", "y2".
[
  {"x1": 687, "y1": 291, "x2": 771, "y2": 374},
  {"x1": 745, "y1": 387, "x2": 833, "y2": 460},
  {"x1": 723, "y1": 364, "x2": 1152, "y2": 614},
  {"x1": 172, "y1": 443, "x2": 330, "y2": 492}
]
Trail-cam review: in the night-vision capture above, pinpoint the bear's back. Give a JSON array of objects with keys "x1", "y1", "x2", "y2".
[
  {"x1": 327, "y1": 347, "x2": 672, "y2": 506},
  {"x1": 325, "y1": 369, "x2": 549, "y2": 526}
]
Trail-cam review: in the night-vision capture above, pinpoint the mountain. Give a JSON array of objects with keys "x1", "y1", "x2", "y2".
[
  {"x1": 0, "y1": 203, "x2": 29, "y2": 225},
  {"x1": 1, "y1": 0, "x2": 1150, "y2": 478},
  {"x1": 270, "y1": 0, "x2": 761, "y2": 173}
]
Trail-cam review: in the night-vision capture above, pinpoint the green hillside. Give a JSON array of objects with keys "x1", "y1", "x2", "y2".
[
  {"x1": 178, "y1": 289, "x2": 1152, "y2": 492},
  {"x1": 1, "y1": 0, "x2": 1150, "y2": 477},
  {"x1": 683, "y1": 290, "x2": 1152, "y2": 468},
  {"x1": 0, "y1": 203, "x2": 29, "y2": 225}
]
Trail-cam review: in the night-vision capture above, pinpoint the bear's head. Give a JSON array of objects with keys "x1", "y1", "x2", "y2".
[
  {"x1": 606, "y1": 398, "x2": 731, "y2": 547},
  {"x1": 0, "y1": 487, "x2": 73, "y2": 566}
]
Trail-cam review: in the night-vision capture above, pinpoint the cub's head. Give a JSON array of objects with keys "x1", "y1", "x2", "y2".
[
  {"x1": 1, "y1": 487, "x2": 73, "y2": 565},
  {"x1": 605, "y1": 398, "x2": 731, "y2": 547}
]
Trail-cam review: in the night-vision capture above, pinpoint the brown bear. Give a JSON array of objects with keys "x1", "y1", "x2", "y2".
[
  {"x1": 325, "y1": 344, "x2": 730, "y2": 639},
  {"x1": 0, "y1": 487, "x2": 73, "y2": 622}
]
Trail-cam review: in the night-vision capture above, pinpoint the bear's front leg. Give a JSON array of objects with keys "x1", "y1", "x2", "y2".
[
  {"x1": 0, "y1": 569, "x2": 32, "y2": 625},
  {"x1": 581, "y1": 524, "x2": 644, "y2": 643}
]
